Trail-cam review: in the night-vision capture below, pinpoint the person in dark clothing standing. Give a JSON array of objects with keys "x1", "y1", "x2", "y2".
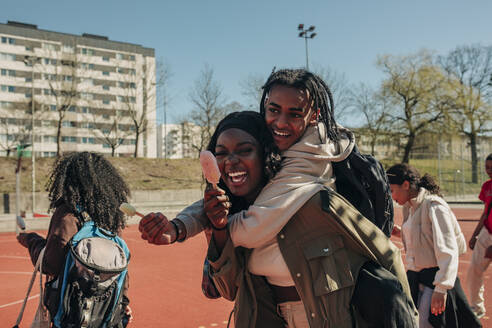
[{"x1": 16, "y1": 151, "x2": 133, "y2": 327}]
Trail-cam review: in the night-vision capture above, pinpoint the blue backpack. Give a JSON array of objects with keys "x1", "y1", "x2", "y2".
[{"x1": 45, "y1": 219, "x2": 130, "y2": 328}]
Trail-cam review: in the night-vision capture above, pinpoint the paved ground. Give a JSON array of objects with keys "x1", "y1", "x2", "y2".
[{"x1": 0, "y1": 205, "x2": 489, "y2": 327}]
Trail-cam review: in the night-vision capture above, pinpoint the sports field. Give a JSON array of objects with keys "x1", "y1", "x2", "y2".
[{"x1": 0, "y1": 206, "x2": 490, "y2": 327}]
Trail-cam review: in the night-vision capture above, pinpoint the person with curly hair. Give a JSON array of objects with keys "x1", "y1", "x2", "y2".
[
  {"x1": 386, "y1": 163, "x2": 480, "y2": 328},
  {"x1": 16, "y1": 151, "x2": 133, "y2": 326}
]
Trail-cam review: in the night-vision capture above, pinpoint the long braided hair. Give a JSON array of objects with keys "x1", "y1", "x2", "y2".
[
  {"x1": 259, "y1": 68, "x2": 340, "y2": 142},
  {"x1": 46, "y1": 152, "x2": 130, "y2": 232}
]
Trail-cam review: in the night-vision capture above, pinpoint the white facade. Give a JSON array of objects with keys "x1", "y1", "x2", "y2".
[
  {"x1": 156, "y1": 122, "x2": 201, "y2": 159},
  {"x1": 0, "y1": 21, "x2": 156, "y2": 158}
]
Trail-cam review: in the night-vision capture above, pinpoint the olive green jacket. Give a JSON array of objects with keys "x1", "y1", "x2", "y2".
[{"x1": 209, "y1": 189, "x2": 417, "y2": 328}]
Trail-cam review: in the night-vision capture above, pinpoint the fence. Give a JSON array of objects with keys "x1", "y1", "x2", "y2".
[{"x1": 405, "y1": 143, "x2": 490, "y2": 199}]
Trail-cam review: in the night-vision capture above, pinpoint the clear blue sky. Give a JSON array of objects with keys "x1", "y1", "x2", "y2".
[{"x1": 2, "y1": 0, "x2": 491, "y2": 125}]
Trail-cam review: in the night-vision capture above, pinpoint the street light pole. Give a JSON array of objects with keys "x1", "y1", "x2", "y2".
[
  {"x1": 24, "y1": 56, "x2": 38, "y2": 215},
  {"x1": 297, "y1": 24, "x2": 317, "y2": 71}
]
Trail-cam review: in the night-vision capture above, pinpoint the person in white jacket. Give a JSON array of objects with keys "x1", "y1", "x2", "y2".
[
  {"x1": 387, "y1": 163, "x2": 481, "y2": 328},
  {"x1": 139, "y1": 68, "x2": 355, "y2": 247}
]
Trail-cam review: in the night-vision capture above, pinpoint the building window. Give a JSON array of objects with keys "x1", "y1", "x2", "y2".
[
  {"x1": 43, "y1": 136, "x2": 57, "y2": 143},
  {"x1": 102, "y1": 85, "x2": 110, "y2": 91},
  {"x1": 117, "y1": 67, "x2": 124, "y2": 74},
  {"x1": 129, "y1": 55, "x2": 135, "y2": 61},
  {"x1": 62, "y1": 121, "x2": 76, "y2": 127},
  {"x1": 117, "y1": 96, "x2": 125, "y2": 102},
  {"x1": 102, "y1": 99, "x2": 110, "y2": 105},
  {"x1": 82, "y1": 137, "x2": 95, "y2": 144},
  {"x1": 42, "y1": 43, "x2": 57, "y2": 51},
  {"x1": 103, "y1": 143, "x2": 111, "y2": 148},
  {"x1": 0, "y1": 101, "x2": 13, "y2": 108},
  {"x1": 50, "y1": 105, "x2": 57, "y2": 111},
  {"x1": 102, "y1": 71, "x2": 110, "y2": 76},
  {"x1": 116, "y1": 53, "x2": 124, "y2": 60},
  {"x1": 1, "y1": 37, "x2": 15, "y2": 44},
  {"x1": 63, "y1": 75, "x2": 73, "y2": 81},
  {"x1": 81, "y1": 78, "x2": 93, "y2": 85},
  {"x1": 68, "y1": 106, "x2": 76, "y2": 112},
  {"x1": 81, "y1": 48, "x2": 94, "y2": 56},
  {"x1": 63, "y1": 45, "x2": 74, "y2": 53},
  {"x1": 1, "y1": 85, "x2": 15, "y2": 93},
  {"x1": 0, "y1": 52, "x2": 16, "y2": 61},
  {"x1": 129, "y1": 69, "x2": 136, "y2": 75},
  {"x1": 102, "y1": 114, "x2": 110, "y2": 119},
  {"x1": 80, "y1": 93, "x2": 93, "y2": 100},
  {"x1": 1, "y1": 69, "x2": 15, "y2": 77},
  {"x1": 102, "y1": 56, "x2": 109, "y2": 62},
  {"x1": 61, "y1": 136, "x2": 77, "y2": 143}
]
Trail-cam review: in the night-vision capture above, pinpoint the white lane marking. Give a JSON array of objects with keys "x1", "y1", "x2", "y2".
[
  {"x1": 0, "y1": 255, "x2": 30, "y2": 259},
  {"x1": 0, "y1": 271, "x2": 33, "y2": 275},
  {"x1": 0, "y1": 294, "x2": 39, "y2": 309}
]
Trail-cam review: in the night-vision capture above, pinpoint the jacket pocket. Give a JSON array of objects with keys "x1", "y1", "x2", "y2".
[
  {"x1": 302, "y1": 234, "x2": 354, "y2": 296},
  {"x1": 301, "y1": 234, "x2": 355, "y2": 326}
]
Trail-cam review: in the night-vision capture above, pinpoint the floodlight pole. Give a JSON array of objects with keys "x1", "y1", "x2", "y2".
[
  {"x1": 24, "y1": 56, "x2": 38, "y2": 215},
  {"x1": 297, "y1": 24, "x2": 317, "y2": 71}
]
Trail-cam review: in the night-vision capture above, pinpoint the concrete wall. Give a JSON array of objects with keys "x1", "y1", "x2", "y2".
[{"x1": 0, "y1": 189, "x2": 202, "y2": 232}]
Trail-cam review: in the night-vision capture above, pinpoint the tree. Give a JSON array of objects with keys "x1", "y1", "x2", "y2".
[
  {"x1": 349, "y1": 83, "x2": 391, "y2": 156},
  {"x1": 29, "y1": 38, "x2": 81, "y2": 157},
  {"x1": 188, "y1": 64, "x2": 228, "y2": 154},
  {"x1": 313, "y1": 65, "x2": 351, "y2": 122},
  {"x1": 438, "y1": 44, "x2": 492, "y2": 183},
  {"x1": 90, "y1": 110, "x2": 131, "y2": 157},
  {"x1": 0, "y1": 114, "x2": 30, "y2": 157},
  {"x1": 115, "y1": 57, "x2": 161, "y2": 157},
  {"x1": 377, "y1": 50, "x2": 448, "y2": 163},
  {"x1": 239, "y1": 73, "x2": 265, "y2": 110}
]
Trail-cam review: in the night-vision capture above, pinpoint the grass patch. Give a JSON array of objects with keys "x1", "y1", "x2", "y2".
[{"x1": 0, "y1": 157, "x2": 203, "y2": 194}]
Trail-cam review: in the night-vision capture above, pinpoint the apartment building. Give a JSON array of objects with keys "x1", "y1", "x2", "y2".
[
  {"x1": 0, "y1": 21, "x2": 156, "y2": 158},
  {"x1": 156, "y1": 122, "x2": 201, "y2": 159}
]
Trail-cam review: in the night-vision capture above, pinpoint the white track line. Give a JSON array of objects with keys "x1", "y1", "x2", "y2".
[
  {"x1": 0, "y1": 255, "x2": 29, "y2": 259},
  {"x1": 0, "y1": 271, "x2": 34, "y2": 275},
  {"x1": 0, "y1": 294, "x2": 39, "y2": 309}
]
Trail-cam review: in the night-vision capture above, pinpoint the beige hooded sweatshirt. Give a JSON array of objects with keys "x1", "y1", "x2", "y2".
[{"x1": 177, "y1": 123, "x2": 354, "y2": 285}]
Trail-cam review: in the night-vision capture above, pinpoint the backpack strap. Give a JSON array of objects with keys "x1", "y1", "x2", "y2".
[{"x1": 12, "y1": 247, "x2": 46, "y2": 328}]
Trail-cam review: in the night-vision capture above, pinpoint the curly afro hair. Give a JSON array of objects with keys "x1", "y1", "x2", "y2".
[{"x1": 46, "y1": 152, "x2": 130, "y2": 232}]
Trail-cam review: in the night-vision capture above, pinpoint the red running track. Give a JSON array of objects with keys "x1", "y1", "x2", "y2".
[{"x1": 0, "y1": 206, "x2": 490, "y2": 327}]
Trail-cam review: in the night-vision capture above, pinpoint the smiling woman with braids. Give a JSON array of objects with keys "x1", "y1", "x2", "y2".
[{"x1": 16, "y1": 151, "x2": 133, "y2": 326}]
